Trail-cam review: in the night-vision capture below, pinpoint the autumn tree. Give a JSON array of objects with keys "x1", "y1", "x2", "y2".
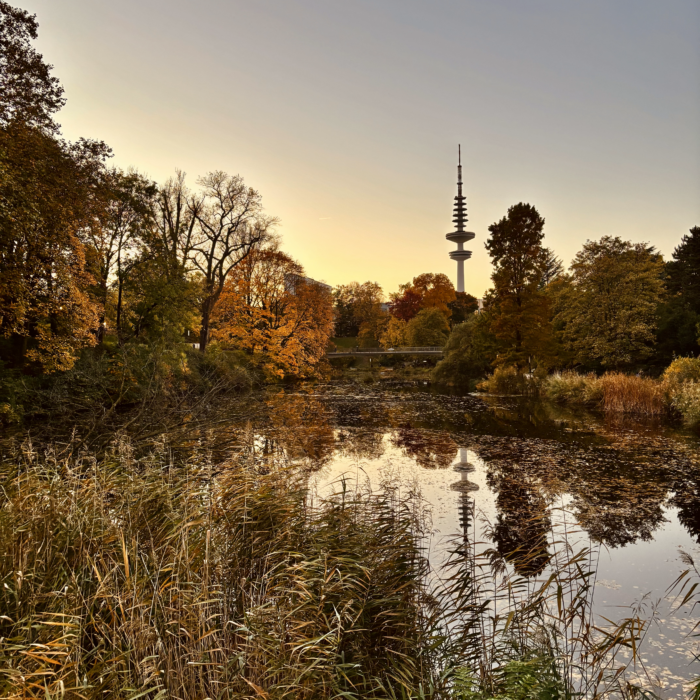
[
  {"x1": 390, "y1": 273, "x2": 456, "y2": 322},
  {"x1": 0, "y1": 1, "x2": 64, "y2": 131},
  {"x1": 0, "y1": 123, "x2": 113, "y2": 370},
  {"x1": 379, "y1": 316, "x2": 407, "y2": 349},
  {"x1": 388, "y1": 288, "x2": 422, "y2": 322},
  {"x1": 212, "y1": 244, "x2": 333, "y2": 378},
  {"x1": 656, "y1": 226, "x2": 700, "y2": 361},
  {"x1": 190, "y1": 171, "x2": 277, "y2": 351},
  {"x1": 486, "y1": 203, "x2": 554, "y2": 371},
  {"x1": 410, "y1": 273, "x2": 456, "y2": 318},
  {"x1": 332, "y1": 281, "x2": 386, "y2": 345},
  {"x1": 404, "y1": 308, "x2": 450, "y2": 347},
  {"x1": 555, "y1": 236, "x2": 665, "y2": 369}
]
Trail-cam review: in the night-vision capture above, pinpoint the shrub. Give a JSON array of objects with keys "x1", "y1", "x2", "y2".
[
  {"x1": 663, "y1": 356, "x2": 700, "y2": 386},
  {"x1": 671, "y1": 383, "x2": 700, "y2": 426},
  {"x1": 477, "y1": 366, "x2": 531, "y2": 395},
  {"x1": 541, "y1": 371, "x2": 603, "y2": 406}
]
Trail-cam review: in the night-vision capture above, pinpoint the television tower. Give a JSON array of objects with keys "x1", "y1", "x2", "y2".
[{"x1": 446, "y1": 146, "x2": 475, "y2": 293}]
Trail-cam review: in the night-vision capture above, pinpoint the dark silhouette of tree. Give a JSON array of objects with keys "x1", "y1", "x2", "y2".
[
  {"x1": 539, "y1": 247, "x2": 564, "y2": 288},
  {"x1": 486, "y1": 203, "x2": 554, "y2": 371},
  {"x1": 448, "y1": 292, "x2": 479, "y2": 325},
  {"x1": 656, "y1": 226, "x2": 700, "y2": 362},
  {"x1": 0, "y1": 2, "x2": 65, "y2": 131}
]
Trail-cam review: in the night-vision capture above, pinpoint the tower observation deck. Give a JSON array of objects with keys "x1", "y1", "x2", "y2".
[{"x1": 446, "y1": 146, "x2": 475, "y2": 293}]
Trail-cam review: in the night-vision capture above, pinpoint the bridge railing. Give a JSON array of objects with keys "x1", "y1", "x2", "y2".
[{"x1": 327, "y1": 346, "x2": 444, "y2": 354}]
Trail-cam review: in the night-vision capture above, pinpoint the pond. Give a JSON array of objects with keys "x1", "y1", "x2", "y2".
[{"x1": 189, "y1": 379, "x2": 700, "y2": 698}]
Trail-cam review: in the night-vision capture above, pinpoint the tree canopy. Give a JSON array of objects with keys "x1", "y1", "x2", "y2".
[
  {"x1": 486, "y1": 203, "x2": 553, "y2": 370},
  {"x1": 555, "y1": 236, "x2": 665, "y2": 369}
]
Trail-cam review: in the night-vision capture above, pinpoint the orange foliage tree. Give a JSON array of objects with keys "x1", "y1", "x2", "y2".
[
  {"x1": 211, "y1": 245, "x2": 333, "y2": 379},
  {"x1": 390, "y1": 273, "x2": 456, "y2": 322}
]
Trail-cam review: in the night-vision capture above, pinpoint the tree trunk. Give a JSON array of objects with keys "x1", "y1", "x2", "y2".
[{"x1": 199, "y1": 296, "x2": 213, "y2": 352}]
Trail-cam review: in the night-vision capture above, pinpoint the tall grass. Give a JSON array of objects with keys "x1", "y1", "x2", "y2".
[
  {"x1": 599, "y1": 373, "x2": 668, "y2": 415},
  {"x1": 0, "y1": 435, "x2": 434, "y2": 699},
  {"x1": 541, "y1": 372, "x2": 667, "y2": 415},
  {"x1": 440, "y1": 503, "x2": 651, "y2": 700},
  {"x1": 0, "y1": 435, "x2": 662, "y2": 699}
]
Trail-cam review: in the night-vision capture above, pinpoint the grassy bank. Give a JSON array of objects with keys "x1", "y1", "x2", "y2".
[
  {"x1": 476, "y1": 357, "x2": 700, "y2": 425},
  {"x1": 0, "y1": 344, "x2": 256, "y2": 433},
  {"x1": 0, "y1": 433, "x2": 680, "y2": 699},
  {"x1": 0, "y1": 436, "x2": 433, "y2": 699}
]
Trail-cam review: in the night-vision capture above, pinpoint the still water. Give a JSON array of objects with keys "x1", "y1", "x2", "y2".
[{"x1": 194, "y1": 380, "x2": 700, "y2": 697}]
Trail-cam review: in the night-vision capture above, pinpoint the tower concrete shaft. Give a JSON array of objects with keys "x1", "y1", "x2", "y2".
[{"x1": 445, "y1": 145, "x2": 475, "y2": 293}]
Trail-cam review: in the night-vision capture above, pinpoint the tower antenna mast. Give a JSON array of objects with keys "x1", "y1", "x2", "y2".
[{"x1": 446, "y1": 145, "x2": 475, "y2": 293}]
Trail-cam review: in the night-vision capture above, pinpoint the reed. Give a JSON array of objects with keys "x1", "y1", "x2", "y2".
[
  {"x1": 0, "y1": 435, "x2": 661, "y2": 699},
  {"x1": 542, "y1": 371, "x2": 669, "y2": 416},
  {"x1": 441, "y1": 504, "x2": 653, "y2": 700},
  {"x1": 0, "y1": 435, "x2": 434, "y2": 699},
  {"x1": 541, "y1": 371, "x2": 603, "y2": 406},
  {"x1": 599, "y1": 372, "x2": 668, "y2": 415}
]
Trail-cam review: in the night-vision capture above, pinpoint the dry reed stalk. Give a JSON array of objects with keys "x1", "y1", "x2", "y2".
[
  {"x1": 600, "y1": 373, "x2": 668, "y2": 415},
  {"x1": 0, "y1": 436, "x2": 435, "y2": 699}
]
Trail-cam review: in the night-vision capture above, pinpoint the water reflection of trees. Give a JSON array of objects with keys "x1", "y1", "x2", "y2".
[
  {"x1": 572, "y1": 480, "x2": 668, "y2": 547},
  {"x1": 474, "y1": 436, "x2": 676, "y2": 551},
  {"x1": 390, "y1": 428, "x2": 457, "y2": 469},
  {"x1": 265, "y1": 392, "x2": 336, "y2": 468},
  {"x1": 670, "y1": 474, "x2": 700, "y2": 544},
  {"x1": 487, "y1": 466, "x2": 552, "y2": 577},
  {"x1": 336, "y1": 428, "x2": 385, "y2": 460}
]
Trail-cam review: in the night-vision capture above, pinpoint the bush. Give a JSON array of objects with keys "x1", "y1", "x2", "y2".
[
  {"x1": 670, "y1": 382, "x2": 700, "y2": 426},
  {"x1": 477, "y1": 366, "x2": 532, "y2": 395},
  {"x1": 662, "y1": 356, "x2": 700, "y2": 385},
  {"x1": 541, "y1": 371, "x2": 603, "y2": 406},
  {"x1": 0, "y1": 343, "x2": 255, "y2": 427}
]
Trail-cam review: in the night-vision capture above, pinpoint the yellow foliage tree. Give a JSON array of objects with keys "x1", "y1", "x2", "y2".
[{"x1": 211, "y1": 246, "x2": 333, "y2": 379}]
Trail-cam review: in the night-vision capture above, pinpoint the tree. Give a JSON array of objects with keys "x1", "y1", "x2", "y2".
[
  {"x1": 539, "y1": 247, "x2": 564, "y2": 288},
  {"x1": 486, "y1": 203, "x2": 554, "y2": 371},
  {"x1": 83, "y1": 168, "x2": 157, "y2": 342},
  {"x1": 404, "y1": 308, "x2": 450, "y2": 347},
  {"x1": 410, "y1": 273, "x2": 456, "y2": 318},
  {"x1": 448, "y1": 292, "x2": 479, "y2": 325},
  {"x1": 0, "y1": 123, "x2": 109, "y2": 370},
  {"x1": 391, "y1": 273, "x2": 456, "y2": 322},
  {"x1": 432, "y1": 314, "x2": 497, "y2": 386},
  {"x1": 655, "y1": 226, "x2": 700, "y2": 362},
  {"x1": 212, "y1": 245, "x2": 333, "y2": 378},
  {"x1": 388, "y1": 288, "x2": 422, "y2": 322},
  {"x1": 332, "y1": 281, "x2": 386, "y2": 344},
  {"x1": 379, "y1": 316, "x2": 407, "y2": 348},
  {"x1": 190, "y1": 171, "x2": 277, "y2": 352},
  {"x1": 555, "y1": 236, "x2": 665, "y2": 369},
  {"x1": 0, "y1": 2, "x2": 64, "y2": 132}
]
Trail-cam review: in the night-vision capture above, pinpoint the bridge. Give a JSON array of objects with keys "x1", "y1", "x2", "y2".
[{"x1": 327, "y1": 346, "x2": 444, "y2": 358}]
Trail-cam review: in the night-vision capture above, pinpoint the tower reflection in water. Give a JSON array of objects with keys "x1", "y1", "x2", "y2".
[{"x1": 450, "y1": 448, "x2": 479, "y2": 538}]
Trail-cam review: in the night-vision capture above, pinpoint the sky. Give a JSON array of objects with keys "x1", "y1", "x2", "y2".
[{"x1": 24, "y1": 0, "x2": 700, "y2": 298}]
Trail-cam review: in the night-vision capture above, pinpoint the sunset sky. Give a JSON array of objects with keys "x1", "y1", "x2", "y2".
[{"x1": 25, "y1": 0, "x2": 700, "y2": 298}]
